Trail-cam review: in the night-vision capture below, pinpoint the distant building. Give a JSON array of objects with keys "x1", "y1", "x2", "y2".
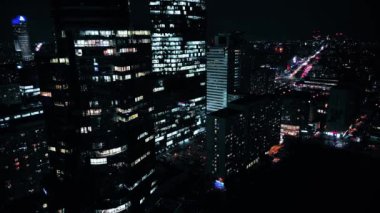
[
  {"x1": 293, "y1": 78, "x2": 338, "y2": 92},
  {"x1": 326, "y1": 87, "x2": 359, "y2": 132},
  {"x1": 0, "y1": 104, "x2": 47, "y2": 204},
  {"x1": 249, "y1": 66, "x2": 276, "y2": 96},
  {"x1": 0, "y1": 42, "x2": 20, "y2": 64},
  {"x1": 0, "y1": 66, "x2": 22, "y2": 105},
  {"x1": 207, "y1": 46, "x2": 228, "y2": 113},
  {"x1": 368, "y1": 111, "x2": 380, "y2": 143},
  {"x1": 207, "y1": 33, "x2": 255, "y2": 113},
  {"x1": 0, "y1": 64, "x2": 48, "y2": 211},
  {"x1": 280, "y1": 91, "x2": 312, "y2": 143},
  {"x1": 207, "y1": 95, "x2": 281, "y2": 178},
  {"x1": 206, "y1": 33, "x2": 279, "y2": 114},
  {"x1": 0, "y1": 84, "x2": 21, "y2": 106},
  {"x1": 12, "y1": 16, "x2": 34, "y2": 62}
]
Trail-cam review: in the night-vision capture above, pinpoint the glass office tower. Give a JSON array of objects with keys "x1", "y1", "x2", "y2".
[
  {"x1": 207, "y1": 47, "x2": 228, "y2": 113},
  {"x1": 12, "y1": 16, "x2": 34, "y2": 62},
  {"x1": 150, "y1": 0, "x2": 207, "y2": 154},
  {"x1": 40, "y1": 1, "x2": 157, "y2": 212}
]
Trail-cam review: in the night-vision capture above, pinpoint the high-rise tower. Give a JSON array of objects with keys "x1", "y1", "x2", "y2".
[
  {"x1": 40, "y1": 1, "x2": 156, "y2": 211},
  {"x1": 206, "y1": 33, "x2": 246, "y2": 113},
  {"x1": 149, "y1": 0, "x2": 207, "y2": 154},
  {"x1": 12, "y1": 16, "x2": 34, "y2": 62}
]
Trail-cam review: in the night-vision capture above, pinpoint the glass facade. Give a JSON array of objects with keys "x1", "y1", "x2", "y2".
[
  {"x1": 207, "y1": 47, "x2": 228, "y2": 113},
  {"x1": 12, "y1": 16, "x2": 34, "y2": 62},
  {"x1": 150, "y1": 0, "x2": 207, "y2": 154},
  {"x1": 39, "y1": 1, "x2": 156, "y2": 212}
]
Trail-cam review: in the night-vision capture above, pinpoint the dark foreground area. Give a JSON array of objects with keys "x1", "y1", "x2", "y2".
[
  {"x1": 3, "y1": 141, "x2": 379, "y2": 212},
  {"x1": 203, "y1": 142, "x2": 380, "y2": 212}
]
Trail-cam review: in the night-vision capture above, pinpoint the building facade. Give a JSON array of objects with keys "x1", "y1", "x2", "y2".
[
  {"x1": 207, "y1": 95, "x2": 281, "y2": 178},
  {"x1": 326, "y1": 87, "x2": 359, "y2": 132},
  {"x1": 12, "y1": 16, "x2": 34, "y2": 62},
  {"x1": 207, "y1": 47, "x2": 228, "y2": 113},
  {"x1": 39, "y1": 0, "x2": 157, "y2": 212},
  {"x1": 150, "y1": 0, "x2": 207, "y2": 154},
  {"x1": 0, "y1": 64, "x2": 48, "y2": 212},
  {"x1": 280, "y1": 92, "x2": 312, "y2": 143}
]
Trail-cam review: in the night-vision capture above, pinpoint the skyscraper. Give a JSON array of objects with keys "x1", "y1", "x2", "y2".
[
  {"x1": 206, "y1": 33, "x2": 249, "y2": 113},
  {"x1": 207, "y1": 46, "x2": 228, "y2": 113},
  {"x1": 150, "y1": 0, "x2": 207, "y2": 154},
  {"x1": 40, "y1": 1, "x2": 156, "y2": 212},
  {"x1": 12, "y1": 16, "x2": 34, "y2": 62}
]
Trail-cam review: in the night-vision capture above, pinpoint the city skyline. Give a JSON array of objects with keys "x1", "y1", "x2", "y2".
[{"x1": 1, "y1": 0, "x2": 379, "y2": 212}]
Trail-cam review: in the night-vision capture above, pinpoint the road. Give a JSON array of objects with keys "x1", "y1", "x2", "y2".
[{"x1": 289, "y1": 45, "x2": 327, "y2": 79}]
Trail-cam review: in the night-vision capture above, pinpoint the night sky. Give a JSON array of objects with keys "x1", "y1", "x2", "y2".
[{"x1": 0, "y1": 0, "x2": 378, "y2": 43}]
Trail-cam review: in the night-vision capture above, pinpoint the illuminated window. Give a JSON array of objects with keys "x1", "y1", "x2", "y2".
[
  {"x1": 128, "y1": 113, "x2": 139, "y2": 122},
  {"x1": 138, "y1": 132, "x2": 148, "y2": 140},
  {"x1": 55, "y1": 84, "x2": 69, "y2": 90},
  {"x1": 116, "y1": 107, "x2": 132, "y2": 114},
  {"x1": 95, "y1": 145, "x2": 127, "y2": 157},
  {"x1": 84, "y1": 109, "x2": 102, "y2": 116},
  {"x1": 114, "y1": 66, "x2": 131, "y2": 72},
  {"x1": 153, "y1": 87, "x2": 165, "y2": 93},
  {"x1": 48, "y1": 146, "x2": 56, "y2": 152},
  {"x1": 90, "y1": 158, "x2": 107, "y2": 165},
  {"x1": 136, "y1": 71, "x2": 149, "y2": 78},
  {"x1": 166, "y1": 140, "x2": 173, "y2": 146},
  {"x1": 50, "y1": 58, "x2": 69, "y2": 65},
  {"x1": 89, "y1": 100, "x2": 99, "y2": 107},
  {"x1": 60, "y1": 149, "x2": 71, "y2": 154},
  {"x1": 40, "y1": 92, "x2": 52, "y2": 97},
  {"x1": 116, "y1": 30, "x2": 150, "y2": 37},
  {"x1": 145, "y1": 135, "x2": 154, "y2": 143},
  {"x1": 135, "y1": 96, "x2": 144, "y2": 102},
  {"x1": 99, "y1": 30, "x2": 114, "y2": 37},
  {"x1": 74, "y1": 40, "x2": 115, "y2": 47},
  {"x1": 150, "y1": 186, "x2": 157, "y2": 194},
  {"x1": 119, "y1": 48, "x2": 137, "y2": 53},
  {"x1": 104, "y1": 48, "x2": 116, "y2": 56},
  {"x1": 131, "y1": 151, "x2": 151, "y2": 167},
  {"x1": 80, "y1": 126, "x2": 92, "y2": 134}
]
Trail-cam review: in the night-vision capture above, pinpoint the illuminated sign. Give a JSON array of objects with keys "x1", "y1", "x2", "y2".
[
  {"x1": 12, "y1": 16, "x2": 26, "y2": 25},
  {"x1": 214, "y1": 178, "x2": 226, "y2": 191}
]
